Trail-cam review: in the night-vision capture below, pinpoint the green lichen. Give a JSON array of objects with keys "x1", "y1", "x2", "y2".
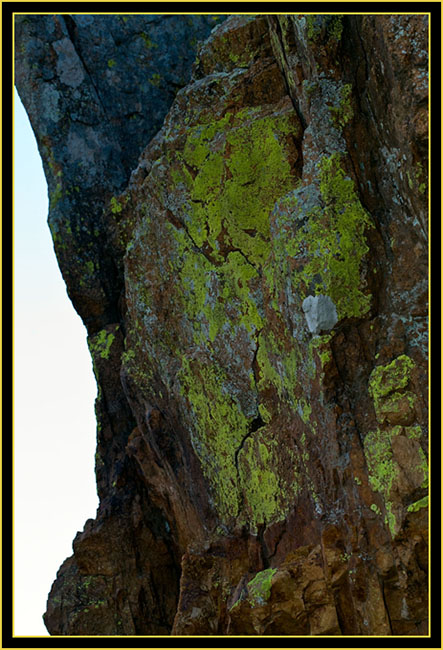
[
  {"x1": 227, "y1": 47, "x2": 254, "y2": 68},
  {"x1": 238, "y1": 427, "x2": 299, "y2": 529},
  {"x1": 329, "y1": 83, "x2": 353, "y2": 129},
  {"x1": 368, "y1": 355, "x2": 415, "y2": 419},
  {"x1": 305, "y1": 15, "x2": 323, "y2": 40},
  {"x1": 95, "y1": 452, "x2": 104, "y2": 469},
  {"x1": 127, "y1": 98, "x2": 372, "y2": 533},
  {"x1": 258, "y1": 403, "x2": 272, "y2": 424},
  {"x1": 121, "y1": 327, "x2": 155, "y2": 393},
  {"x1": 89, "y1": 328, "x2": 117, "y2": 360},
  {"x1": 285, "y1": 153, "x2": 373, "y2": 320},
  {"x1": 316, "y1": 154, "x2": 372, "y2": 317},
  {"x1": 364, "y1": 427, "x2": 398, "y2": 509},
  {"x1": 49, "y1": 183, "x2": 63, "y2": 210},
  {"x1": 110, "y1": 196, "x2": 123, "y2": 214},
  {"x1": 238, "y1": 435, "x2": 281, "y2": 526},
  {"x1": 308, "y1": 334, "x2": 333, "y2": 372},
  {"x1": 299, "y1": 400, "x2": 312, "y2": 424},
  {"x1": 384, "y1": 502, "x2": 397, "y2": 537},
  {"x1": 369, "y1": 355, "x2": 415, "y2": 399},
  {"x1": 107, "y1": 58, "x2": 116, "y2": 68},
  {"x1": 163, "y1": 108, "x2": 299, "y2": 352},
  {"x1": 407, "y1": 495, "x2": 428, "y2": 513},
  {"x1": 364, "y1": 426, "x2": 414, "y2": 537},
  {"x1": 140, "y1": 33, "x2": 158, "y2": 49},
  {"x1": 374, "y1": 390, "x2": 417, "y2": 424},
  {"x1": 328, "y1": 16, "x2": 344, "y2": 41},
  {"x1": 405, "y1": 424, "x2": 422, "y2": 439},
  {"x1": 417, "y1": 446, "x2": 428, "y2": 489},
  {"x1": 255, "y1": 330, "x2": 300, "y2": 412},
  {"x1": 148, "y1": 72, "x2": 162, "y2": 86},
  {"x1": 306, "y1": 15, "x2": 343, "y2": 41},
  {"x1": 247, "y1": 568, "x2": 277, "y2": 607},
  {"x1": 364, "y1": 427, "x2": 401, "y2": 492},
  {"x1": 178, "y1": 357, "x2": 248, "y2": 520},
  {"x1": 175, "y1": 109, "x2": 299, "y2": 267}
]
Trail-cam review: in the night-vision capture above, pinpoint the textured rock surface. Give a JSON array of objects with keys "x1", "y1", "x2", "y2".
[{"x1": 16, "y1": 13, "x2": 428, "y2": 636}]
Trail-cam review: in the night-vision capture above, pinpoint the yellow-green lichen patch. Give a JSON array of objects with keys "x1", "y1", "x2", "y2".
[
  {"x1": 374, "y1": 391, "x2": 418, "y2": 426},
  {"x1": 298, "y1": 399, "x2": 312, "y2": 425},
  {"x1": 368, "y1": 355, "x2": 416, "y2": 425},
  {"x1": 255, "y1": 329, "x2": 301, "y2": 413},
  {"x1": 178, "y1": 357, "x2": 249, "y2": 521},
  {"x1": 329, "y1": 83, "x2": 353, "y2": 129},
  {"x1": 88, "y1": 327, "x2": 118, "y2": 360},
  {"x1": 417, "y1": 446, "x2": 428, "y2": 489},
  {"x1": 308, "y1": 333, "x2": 333, "y2": 373},
  {"x1": 405, "y1": 425, "x2": 422, "y2": 439},
  {"x1": 246, "y1": 568, "x2": 277, "y2": 607},
  {"x1": 174, "y1": 108, "x2": 300, "y2": 268},
  {"x1": 160, "y1": 108, "x2": 300, "y2": 351},
  {"x1": 305, "y1": 15, "x2": 343, "y2": 42},
  {"x1": 316, "y1": 154, "x2": 372, "y2": 317},
  {"x1": 364, "y1": 426, "x2": 401, "y2": 494},
  {"x1": 168, "y1": 226, "x2": 219, "y2": 343},
  {"x1": 407, "y1": 495, "x2": 428, "y2": 513},
  {"x1": 368, "y1": 355, "x2": 415, "y2": 402},
  {"x1": 49, "y1": 182, "x2": 63, "y2": 210},
  {"x1": 140, "y1": 33, "x2": 158, "y2": 49},
  {"x1": 285, "y1": 153, "x2": 373, "y2": 321},
  {"x1": 148, "y1": 72, "x2": 162, "y2": 86},
  {"x1": 363, "y1": 427, "x2": 399, "y2": 535},
  {"x1": 121, "y1": 327, "x2": 155, "y2": 394},
  {"x1": 167, "y1": 226, "x2": 262, "y2": 346},
  {"x1": 237, "y1": 427, "x2": 299, "y2": 529}
]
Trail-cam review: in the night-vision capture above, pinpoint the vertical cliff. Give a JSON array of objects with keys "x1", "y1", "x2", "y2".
[{"x1": 15, "y1": 13, "x2": 428, "y2": 636}]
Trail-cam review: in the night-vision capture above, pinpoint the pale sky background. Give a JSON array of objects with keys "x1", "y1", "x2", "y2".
[{"x1": 13, "y1": 88, "x2": 99, "y2": 636}]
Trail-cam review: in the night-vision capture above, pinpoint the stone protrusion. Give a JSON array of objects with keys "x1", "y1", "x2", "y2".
[{"x1": 302, "y1": 294, "x2": 338, "y2": 335}]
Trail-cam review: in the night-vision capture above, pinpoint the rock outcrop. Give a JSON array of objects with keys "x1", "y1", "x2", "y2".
[{"x1": 15, "y1": 13, "x2": 428, "y2": 636}]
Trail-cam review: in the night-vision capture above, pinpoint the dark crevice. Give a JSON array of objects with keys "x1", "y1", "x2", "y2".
[
  {"x1": 268, "y1": 526, "x2": 286, "y2": 560},
  {"x1": 227, "y1": 244, "x2": 259, "y2": 271},
  {"x1": 267, "y1": 16, "x2": 308, "y2": 131},
  {"x1": 164, "y1": 208, "x2": 222, "y2": 269},
  {"x1": 353, "y1": 16, "x2": 370, "y2": 84},
  {"x1": 257, "y1": 524, "x2": 270, "y2": 569},
  {"x1": 380, "y1": 578, "x2": 394, "y2": 634},
  {"x1": 234, "y1": 414, "x2": 265, "y2": 471}
]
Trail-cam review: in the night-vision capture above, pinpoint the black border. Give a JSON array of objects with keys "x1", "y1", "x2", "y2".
[{"x1": 3, "y1": 1, "x2": 441, "y2": 648}]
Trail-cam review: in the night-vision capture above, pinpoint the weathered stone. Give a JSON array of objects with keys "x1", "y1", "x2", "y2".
[
  {"x1": 302, "y1": 294, "x2": 338, "y2": 334},
  {"x1": 15, "y1": 12, "x2": 428, "y2": 637}
]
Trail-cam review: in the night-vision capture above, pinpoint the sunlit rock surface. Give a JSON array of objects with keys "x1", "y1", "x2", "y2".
[{"x1": 16, "y1": 13, "x2": 428, "y2": 636}]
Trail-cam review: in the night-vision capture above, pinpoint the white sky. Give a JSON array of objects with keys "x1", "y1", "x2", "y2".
[{"x1": 13, "y1": 88, "x2": 99, "y2": 636}]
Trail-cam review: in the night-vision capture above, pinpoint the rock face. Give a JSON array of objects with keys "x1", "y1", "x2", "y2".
[{"x1": 15, "y1": 13, "x2": 428, "y2": 636}]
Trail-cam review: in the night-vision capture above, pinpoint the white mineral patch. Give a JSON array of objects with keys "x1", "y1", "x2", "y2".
[{"x1": 302, "y1": 294, "x2": 338, "y2": 335}]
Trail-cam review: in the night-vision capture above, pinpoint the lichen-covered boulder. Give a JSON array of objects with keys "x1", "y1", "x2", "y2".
[{"x1": 16, "y1": 12, "x2": 428, "y2": 636}]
